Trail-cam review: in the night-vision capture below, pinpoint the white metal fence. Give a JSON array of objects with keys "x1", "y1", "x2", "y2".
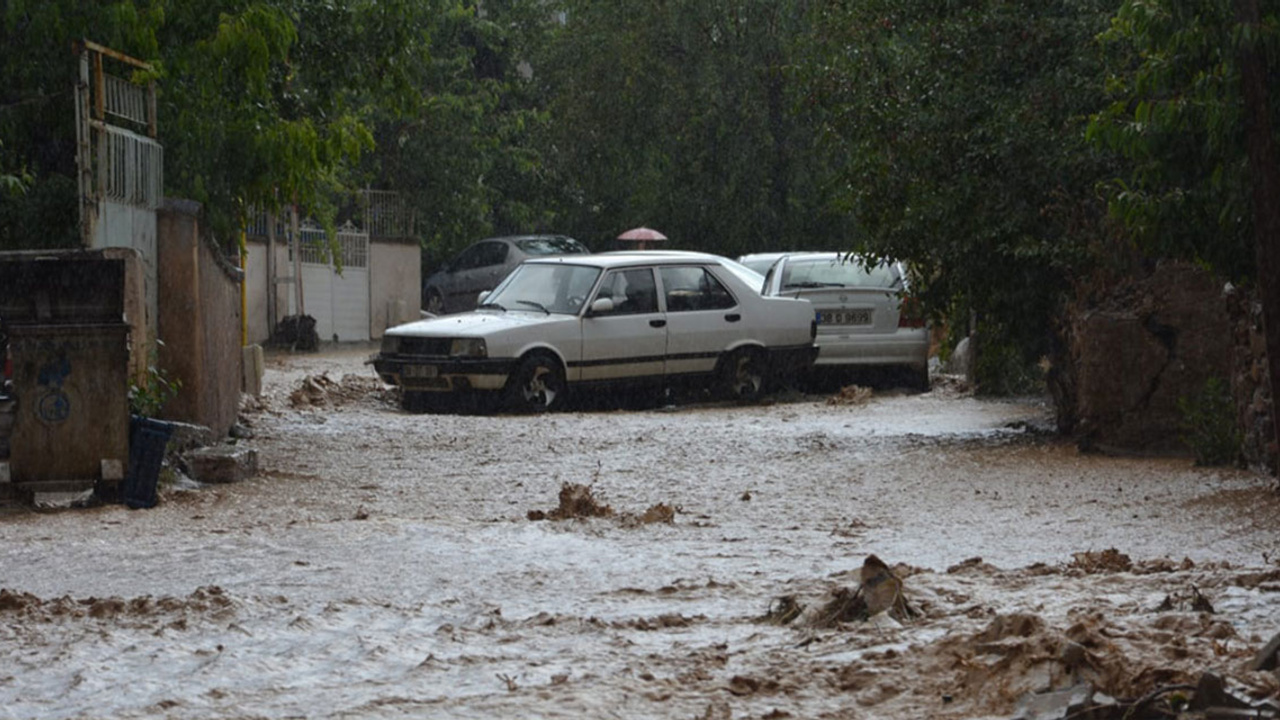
[
  {"x1": 102, "y1": 124, "x2": 163, "y2": 209},
  {"x1": 363, "y1": 189, "x2": 415, "y2": 239},
  {"x1": 103, "y1": 73, "x2": 149, "y2": 127}
]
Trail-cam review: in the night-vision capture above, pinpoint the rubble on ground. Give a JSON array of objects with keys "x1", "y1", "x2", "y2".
[
  {"x1": 288, "y1": 373, "x2": 391, "y2": 409},
  {"x1": 828, "y1": 384, "x2": 873, "y2": 406}
]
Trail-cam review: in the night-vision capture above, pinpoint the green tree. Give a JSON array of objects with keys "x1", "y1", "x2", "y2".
[
  {"x1": 0, "y1": 1, "x2": 164, "y2": 249},
  {"x1": 797, "y1": 0, "x2": 1115, "y2": 392},
  {"x1": 361, "y1": 0, "x2": 565, "y2": 263},
  {"x1": 532, "y1": 0, "x2": 851, "y2": 255},
  {"x1": 1087, "y1": 0, "x2": 1263, "y2": 280},
  {"x1": 158, "y1": 1, "x2": 380, "y2": 240}
]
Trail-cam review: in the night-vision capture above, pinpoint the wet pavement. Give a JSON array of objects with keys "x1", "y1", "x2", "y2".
[{"x1": 1, "y1": 346, "x2": 1278, "y2": 719}]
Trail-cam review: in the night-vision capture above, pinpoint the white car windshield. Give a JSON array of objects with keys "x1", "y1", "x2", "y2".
[
  {"x1": 781, "y1": 257, "x2": 900, "y2": 290},
  {"x1": 483, "y1": 263, "x2": 602, "y2": 315}
]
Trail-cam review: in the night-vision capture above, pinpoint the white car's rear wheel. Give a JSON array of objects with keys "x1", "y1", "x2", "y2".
[{"x1": 719, "y1": 348, "x2": 767, "y2": 403}]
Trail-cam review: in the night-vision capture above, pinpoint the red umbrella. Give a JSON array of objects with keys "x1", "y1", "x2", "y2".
[{"x1": 616, "y1": 227, "x2": 668, "y2": 242}]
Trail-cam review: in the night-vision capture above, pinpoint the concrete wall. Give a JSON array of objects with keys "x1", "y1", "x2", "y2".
[
  {"x1": 95, "y1": 200, "x2": 158, "y2": 341},
  {"x1": 244, "y1": 239, "x2": 293, "y2": 345},
  {"x1": 245, "y1": 235, "x2": 420, "y2": 341},
  {"x1": 245, "y1": 240, "x2": 269, "y2": 345},
  {"x1": 370, "y1": 240, "x2": 421, "y2": 338},
  {"x1": 156, "y1": 199, "x2": 243, "y2": 437}
]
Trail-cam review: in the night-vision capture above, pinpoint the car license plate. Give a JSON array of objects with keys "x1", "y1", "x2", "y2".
[
  {"x1": 404, "y1": 364, "x2": 438, "y2": 379},
  {"x1": 819, "y1": 309, "x2": 871, "y2": 325}
]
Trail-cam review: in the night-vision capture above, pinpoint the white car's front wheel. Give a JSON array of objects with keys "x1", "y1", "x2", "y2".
[{"x1": 504, "y1": 353, "x2": 565, "y2": 413}]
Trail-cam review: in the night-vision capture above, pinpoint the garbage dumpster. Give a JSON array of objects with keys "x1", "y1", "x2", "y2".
[{"x1": 0, "y1": 252, "x2": 132, "y2": 499}]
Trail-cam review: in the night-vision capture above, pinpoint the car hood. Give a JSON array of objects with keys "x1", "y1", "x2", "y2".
[{"x1": 387, "y1": 311, "x2": 569, "y2": 338}]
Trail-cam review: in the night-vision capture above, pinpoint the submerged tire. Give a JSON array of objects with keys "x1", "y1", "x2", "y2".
[
  {"x1": 503, "y1": 353, "x2": 566, "y2": 412},
  {"x1": 401, "y1": 390, "x2": 428, "y2": 413},
  {"x1": 906, "y1": 364, "x2": 931, "y2": 392},
  {"x1": 718, "y1": 348, "x2": 768, "y2": 403}
]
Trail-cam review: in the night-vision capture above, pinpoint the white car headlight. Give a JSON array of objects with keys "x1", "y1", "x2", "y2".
[
  {"x1": 450, "y1": 338, "x2": 487, "y2": 358},
  {"x1": 381, "y1": 336, "x2": 400, "y2": 354}
]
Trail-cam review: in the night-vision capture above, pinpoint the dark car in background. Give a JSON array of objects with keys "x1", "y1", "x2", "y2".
[{"x1": 423, "y1": 234, "x2": 590, "y2": 315}]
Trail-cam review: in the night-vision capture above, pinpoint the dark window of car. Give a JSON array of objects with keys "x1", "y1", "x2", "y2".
[
  {"x1": 515, "y1": 236, "x2": 589, "y2": 255},
  {"x1": 781, "y1": 257, "x2": 899, "y2": 289},
  {"x1": 477, "y1": 241, "x2": 509, "y2": 267},
  {"x1": 596, "y1": 268, "x2": 658, "y2": 315},
  {"x1": 660, "y1": 267, "x2": 736, "y2": 312},
  {"x1": 451, "y1": 244, "x2": 486, "y2": 271}
]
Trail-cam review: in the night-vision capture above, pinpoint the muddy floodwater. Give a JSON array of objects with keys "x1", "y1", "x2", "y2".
[{"x1": 3, "y1": 347, "x2": 1279, "y2": 719}]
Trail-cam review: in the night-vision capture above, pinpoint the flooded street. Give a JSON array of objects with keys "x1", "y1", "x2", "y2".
[{"x1": 3, "y1": 346, "x2": 1279, "y2": 719}]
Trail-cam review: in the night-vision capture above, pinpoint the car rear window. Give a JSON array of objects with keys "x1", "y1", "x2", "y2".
[
  {"x1": 781, "y1": 257, "x2": 899, "y2": 289},
  {"x1": 516, "y1": 237, "x2": 589, "y2": 255}
]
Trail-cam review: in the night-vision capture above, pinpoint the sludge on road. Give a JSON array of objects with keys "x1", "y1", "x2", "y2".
[{"x1": 1, "y1": 347, "x2": 1278, "y2": 719}]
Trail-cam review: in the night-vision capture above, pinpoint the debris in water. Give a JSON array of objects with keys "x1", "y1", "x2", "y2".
[
  {"x1": 1069, "y1": 548, "x2": 1133, "y2": 574},
  {"x1": 811, "y1": 555, "x2": 917, "y2": 627},
  {"x1": 1251, "y1": 632, "x2": 1280, "y2": 672},
  {"x1": 1154, "y1": 585, "x2": 1215, "y2": 614},
  {"x1": 637, "y1": 502, "x2": 675, "y2": 524},
  {"x1": 759, "y1": 595, "x2": 805, "y2": 626},
  {"x1": 827, "y1": 385, "x2": 872, "y2": 406},
  {"x1": 527, "y1": 482, "x2": 614, "y2": 521}
]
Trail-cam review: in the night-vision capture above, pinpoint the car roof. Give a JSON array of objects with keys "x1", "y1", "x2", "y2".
[
  {"x1": 524, "y1": 250, "x2": 731, "y2": 270},
  {"x1": 482, "y1": 234, "x2": 578, "y2": 244},
  {"x1": 738, "y1": 252, "x2": 790, "y2": 264}
]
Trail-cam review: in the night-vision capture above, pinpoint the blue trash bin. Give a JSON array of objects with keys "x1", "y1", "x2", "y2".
[{"x1": 123, "y1": 415, "x2": 174, "y2": 509}]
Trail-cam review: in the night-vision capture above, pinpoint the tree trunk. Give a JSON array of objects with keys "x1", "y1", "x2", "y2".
[{"x1": 1236, "y1": 0, "x2": 1280, "y2": 478}]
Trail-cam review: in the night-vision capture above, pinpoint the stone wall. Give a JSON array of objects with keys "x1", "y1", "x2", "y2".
[
  {"x1": 1064, "y1": 262, "x2": 1235, "y2": 455},
  {"x1": 1226, "y1": 286, "x2": 1277, "y2": 474}
]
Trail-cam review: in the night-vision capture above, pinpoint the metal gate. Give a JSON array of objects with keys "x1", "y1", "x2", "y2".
[{"x1": 292, "y1": 222, "x2": 370, "y2": 342}]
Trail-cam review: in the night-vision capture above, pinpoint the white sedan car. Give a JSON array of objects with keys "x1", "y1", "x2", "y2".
[
  {"x1": 373, "y1": 252, "x2": 818, "y2": 412},
  {"x1": 755, "y1": 252, "x2": 930, "y2": 390}
]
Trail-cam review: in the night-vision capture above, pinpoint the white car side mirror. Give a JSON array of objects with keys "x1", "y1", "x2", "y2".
[
  {"x1": 589, "y1": 297, "x2": 614, "y2": 315},
  {"x1": 477, "y1": 290, "x2": 490, "y2": 305}
]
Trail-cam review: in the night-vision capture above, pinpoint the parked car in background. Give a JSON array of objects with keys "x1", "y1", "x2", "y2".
[
  {"x1": 376, "y1": 252, "x2": 818, "y2": 413},
  {"x1": 423, "y1": 234, "x2": 590, "y2": 315},
  {"x1": 736, "y1": 252, "x2": 789, "y2": 276},
  {"x1": 758, "y1": 252, "x2": 930, "y2": 390}
]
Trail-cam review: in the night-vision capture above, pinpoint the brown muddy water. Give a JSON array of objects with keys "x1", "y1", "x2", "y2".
[{"x1": 2, "y1": 347, "x2": 1278, "y2": 719}]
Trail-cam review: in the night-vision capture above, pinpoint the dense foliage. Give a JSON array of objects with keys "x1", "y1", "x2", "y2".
[
  {"x1": 2, "y1": 0, "x2": 1277, "y2": 393},
  {"x1": 794, "y1": 0, "x2": 1117, "y2": 390},
  {"x1": 529, "y1": 0, "x2": 853, "y2": 255},
  {"x1": 1088, "y1": 0, "x2": 1279, "y2": 282}
]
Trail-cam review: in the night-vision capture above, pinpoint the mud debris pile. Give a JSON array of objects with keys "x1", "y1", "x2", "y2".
[
  {"x1": 527, "y1": 482, "x2": 614, "y2": 521},
  {"x1": 749, "y1": 555, "x2": 1280, "y2": 718},
  {"x1": 828, "y1": 384, "x2": 873, "y2": 406},
  {"x1": 288, "y1": 373, "x2": 391, "y2": 409},
  {"x1": 527, "y1": 482, "x2": 678, "y2": 525}
]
